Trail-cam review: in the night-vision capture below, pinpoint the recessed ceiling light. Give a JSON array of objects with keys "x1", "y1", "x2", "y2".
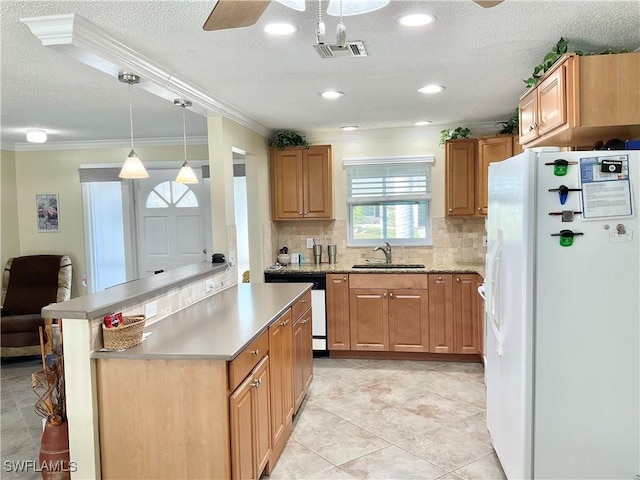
[
  {"x1": 400, "y1": 14, "x2": 435, "y2": 27},
  {"x1": 341, "y1": 126, "x2": 358, "y2": 131},
  {"x1": 413, "y1": 121, "x2": 432, "y2": 126},
  {"x1": 264, "y1": 23, "x2": 297, "y2": 35},
  {"x1": 418, "y1": 84, "x2": 445, "y2": 94},
  {"x1": 320, "y1": 90, "x2": 345, "y2": 99},
  {"x1": 26, "y1": 128, "x2": 47, "y2": 143}
]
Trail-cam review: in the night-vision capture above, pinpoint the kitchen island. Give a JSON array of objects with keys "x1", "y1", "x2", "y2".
[{"x1": 41, "y1": 263, "x2": 311, "y2": 480}]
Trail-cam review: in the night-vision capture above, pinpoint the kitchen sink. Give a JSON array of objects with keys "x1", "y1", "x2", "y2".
[{"x1": 352, "y1": 263, "x2": 425, "y2": 269}]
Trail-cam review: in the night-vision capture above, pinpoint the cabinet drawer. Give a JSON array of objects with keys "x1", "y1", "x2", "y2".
[
  {"x1": 291, "y1": 289, "x2": 311, "y2": 320},
  {"x1": 229, "y1": 330, "x2": 269, "y2": 391},
  {"x1": 349, "y1": 274, "x2": 428, "y2": 290}
]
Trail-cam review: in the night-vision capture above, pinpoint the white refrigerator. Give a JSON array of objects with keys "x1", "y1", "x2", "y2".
[{"x1": 484, "y1": 148, "x2": 640, "y2": 479}]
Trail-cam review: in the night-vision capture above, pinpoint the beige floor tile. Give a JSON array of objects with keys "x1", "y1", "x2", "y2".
[
  {"x1": 434, "y1": 362, "x2": 485, "y2": 384},
  {"x1": 291, "y1": 406, "x2": 390, "y2": 466},
  {"x1": 435, "y1": 474, "x2": 464, "y2": 480},
  {"x1": 339, "y1": 445, "x2": 447, "y2": 480},
  {"x1": 396, "y1": 427, "x2": 493, "y2": 471},
  {"x1": 267, "y1": 439, "x2": 335, "y2": 480},
  {"x1": 433, "y1": 412, "x2": 491, "y2": 445},
  {"x1": 298, "y1": 466, "x2": 360, "y2": 480},
  {"x1": 452, "y1": 453, "x2": 507, "y2": 480},
  {"x1": 409, "y1": 371, "x2": 487, "y2": 409},
  {"x1": 402, "y1": 391, "x2": 483, "y2": 422}
]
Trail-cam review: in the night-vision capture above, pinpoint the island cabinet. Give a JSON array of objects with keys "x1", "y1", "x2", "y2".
[
  {"x1": 428, "y1": 274, "x2": 483, "y2": 354},
  {"x1": 269, "y1": 145, "x2": 333, "y2": 221},
  {"x1": 327, "y1": 274, "x2": 350, "y2": 350},
  {"x1": 348, "y1": 274, "x2": 429, "y2": 352},
  {"x1": 518, "y1": 52, "x2": 640, "y2": 148},
  {"x1": 268, "y1": 310, "x2": 293, "y2": 465},
  {"x1": 445, "y1": 135, "x2": 514, "y2": 217},
  {"x1": 292, "y1": 290, "x2": 313, "y2": 413},
  {"x1": 230, "y1": 354, "x2": 271, "y2": 480}
]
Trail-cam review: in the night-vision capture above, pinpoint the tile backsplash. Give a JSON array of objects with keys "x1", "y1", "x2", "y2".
[{"x1": 272, "y1": 217, "x2": 486, "y2": 266}]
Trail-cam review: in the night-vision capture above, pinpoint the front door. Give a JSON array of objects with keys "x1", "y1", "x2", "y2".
[{"x1": 135, "y1": 168, "x2": 210, "y2": 277}]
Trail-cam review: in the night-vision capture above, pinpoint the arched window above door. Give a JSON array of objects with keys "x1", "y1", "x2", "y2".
[{"x1": 146, "y1": 181, "x2": 199, "y2": 209}]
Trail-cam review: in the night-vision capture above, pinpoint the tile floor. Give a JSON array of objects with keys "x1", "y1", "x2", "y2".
[
  {"x1": 268, "y1": 358, "x2": 506, "y2": 480},
  {"x1": 0, "y1": 357, "x2": 505, "y2": 480}
]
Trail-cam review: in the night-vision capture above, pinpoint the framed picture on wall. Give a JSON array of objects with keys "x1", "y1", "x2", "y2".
[{"x1": 36, "y1": 193, "x2": 59, "y2": 232}]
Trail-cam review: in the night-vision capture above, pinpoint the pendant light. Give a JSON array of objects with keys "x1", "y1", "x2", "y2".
[
  {"x1": 174, "y1": 99, "x2": 198, "y2": 184},
  {"x1": 316, "y1": 0, "x2": 326, "y2": 44},
  {"x1": 118, "y1": 73, "x2": 149, "y2": 179},
  {"x1": 336, "y1": 0, "x2": 346, "y2": 48}
]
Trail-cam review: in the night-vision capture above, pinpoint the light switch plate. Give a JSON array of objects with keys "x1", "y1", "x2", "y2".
[
  {"x1": 306, "y1": 238, "x2": 314, "y2": 248},
  {"x1": 145, "y1": 301, "x2": 158, "y2": 319}
]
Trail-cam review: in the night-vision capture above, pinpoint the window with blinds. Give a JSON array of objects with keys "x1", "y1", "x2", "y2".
[{"x1": 344, "y1": 156, "x2": 433, "y2": 246}]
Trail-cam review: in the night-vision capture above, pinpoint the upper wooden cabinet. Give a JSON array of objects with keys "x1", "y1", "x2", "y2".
[
  {"x1": 518, "y1": 52, "x2": 640, "y2": 148},
  {"x1": 269, "y1": 145, "x2": 333, "y2": 221},
  {"x1": 445, "y1": 135, "x2": 514, "y2": 217}
]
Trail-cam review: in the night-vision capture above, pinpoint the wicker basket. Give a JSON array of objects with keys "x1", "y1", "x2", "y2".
[{"x1": 102, "y1": 315, "x2": 146, "y2": 350}]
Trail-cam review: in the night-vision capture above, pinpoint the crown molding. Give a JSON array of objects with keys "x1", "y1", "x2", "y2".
[
  {"x1": 20, "y1": 14, "x2": 270, "y2": 138},
  {"x1": 13, "y1": 136, "x2": 209, "y2": 152}
]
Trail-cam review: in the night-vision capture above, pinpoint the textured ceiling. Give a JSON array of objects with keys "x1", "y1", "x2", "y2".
[{"x1": 1, "y1": 0, "x2": 639, "y2": 149}]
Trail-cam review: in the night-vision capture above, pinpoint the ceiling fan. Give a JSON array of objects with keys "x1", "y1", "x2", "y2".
[{"x1": 203, "y1": 0, "x2": 504, "y2": 31}]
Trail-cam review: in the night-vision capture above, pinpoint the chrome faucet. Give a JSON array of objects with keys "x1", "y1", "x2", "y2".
[{"x1": 373, "y1": 242, "x2": 392, "y2": 263}]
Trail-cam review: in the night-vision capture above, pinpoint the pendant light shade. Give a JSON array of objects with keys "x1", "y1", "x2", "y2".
[
  {"x1": 118, "y1": 73, "x2": 149, "y2": 179},
  {"x1": 120, "y1": 149, "x2": 149, "y2": 179},
  {"x1": 174, "y1": 99, "x2": 198, "y2": 184}
]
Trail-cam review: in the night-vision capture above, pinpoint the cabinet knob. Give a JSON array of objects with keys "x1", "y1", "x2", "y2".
[
  {"x1": 438, "y1": 276, "x2": 443, "y2": 281},
  {"x1": 383, "y1": 292, "x2": 387, "y2": 297},
  {"x1": 303, "y1": 211, "x2": 308, "y2": 215},
  {"x1": 250, "y1": 349, "x2": 259, "y2": 356},
  {"x1": 299, "y1": 211, "x2": 303, "y2": 215},
  {"x1": 477, "y1": 207, "x2": 481, "y2": 211},
  {"x1": 456, "y1": 277, "x2": 460, "y2": 282},
  {"x1": 252, "y1": 379, "x2": 260, "y2": 388},
  {"x1": 389, "y1": 292, "x2": 393, "y2": 298},
  {"x1": 342, "y1": 277, "x2": 347, "y2": 281},
  {"x1": 448, "y1": 208, "x2": 453, "y2": 212}
]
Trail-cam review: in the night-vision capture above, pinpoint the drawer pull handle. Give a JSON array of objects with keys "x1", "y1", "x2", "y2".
[
  {"x1": 252, "y1": 378, "x2": 262, "y2": 388},
  {"x1": 301, "y1": 299, "x2": 307, "y2": 303},
  {"x1": 250, "y1": 349, "x2": 259, "y2": 355}
]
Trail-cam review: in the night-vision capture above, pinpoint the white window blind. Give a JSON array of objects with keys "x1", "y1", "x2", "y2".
[{"x1": 344, "y1": 155, "x2": 433, "y2": 203}]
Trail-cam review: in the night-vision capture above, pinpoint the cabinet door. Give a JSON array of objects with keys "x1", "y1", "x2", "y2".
[
  {"x1": 476, "y1": 136, "x2": 513, "y2": 216},
  {"x1": 252, "y1": 356, "x2": 271, "y2": 478},
  {"x1": 303, "y1": 145, "x2": 333, "y2": 219},
  {"x1": 453, "y1": 275, "x2": 480, "y2": 354},
  {"x1": 349, "y1": 288, "x2": 389, "y2": 351},
  {"x1": 292, "y1": 317, "x2": 304, "y2": 413},
  {"x1": 537, "y1": 64, "x2": 567, "y2": 137},
  {"x1": 301, "y1": 310, "x2": 314, "y2": 394},
  {"x1": 512, "y1": 135, "x2": 524, "y2": 156},
  {"x1": 428, "y1": 275, "x2": 454, "y2": 353},
  {"x1": 327, "y1": 274, "x2": 350, "y2": 350},
  {"x1": 268, "y1": 311, "x2": 293, "y2": 459},
  {"x1": 519, "y1": 89, "x2": 538, "y2": 145},
  {"x1": 270, "y1": 148, "x2": 304, "y2": 220},
  {"x1": 389, "y1": 289, "x2": 429, "y2": 352},
  {"x1": 230, "y1": 375, "x2": 256, "y2": 480},
  {"x1": 445, "y1": 139, "x2": 476, "y2": 216}
]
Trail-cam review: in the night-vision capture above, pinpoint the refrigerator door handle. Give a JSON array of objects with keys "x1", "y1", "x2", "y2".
[{"x1": 486, "y1": 230, "x2": 504, "y2": 356}]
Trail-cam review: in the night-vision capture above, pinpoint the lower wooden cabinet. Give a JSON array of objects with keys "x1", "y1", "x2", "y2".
[
  {"x1": 389, "y1": 289, "x2": 429, "y2": 352},
  {"x1": 327, "y1": 274, "x2": 350, "y2": 350},
  {"x1": 268, "y1": 310, "x2": 293, "y2": 462},
  {"x1": 293, "y1": 306, "x2": 313, "y2": 413},
  {"x1": 230, "y1": 355, "x2": 271, "y2": 480},
  {"x1": 453, "y1": 274, "x2": 482, "y2": 354},
  {"x1": 349, "y1": 288, "x2": 389, "y2": 351},
  {"x1": 428, "y1": 275, "x2": 455, "y2": 353}
]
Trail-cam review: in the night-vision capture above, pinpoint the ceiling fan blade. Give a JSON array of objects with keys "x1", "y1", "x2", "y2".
[
  {"x1": 472, "y1": 0, "x2": 505, "y2": 7},
  {"x1": 203, "y1": 0, "x2": 272, "y2": 31}
]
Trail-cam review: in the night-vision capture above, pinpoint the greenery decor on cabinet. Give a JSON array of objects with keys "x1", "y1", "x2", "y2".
[
  {"x1": 269, "y1": 130, "x2": 310, "y2": 149},
  {"x1": 524, "y1": 37, "x2": 630, "y2": 88},
  {"x1": 439, "y1": 127, "x2": 471, "y2": 145},
  {"x1": 497, "y1": 108, "x2": 519, "y2": 135}
]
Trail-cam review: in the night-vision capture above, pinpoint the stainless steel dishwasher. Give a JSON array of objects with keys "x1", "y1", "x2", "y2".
[{"x1": 264, "y1": 272, "x2": 327, "y2": 355}]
